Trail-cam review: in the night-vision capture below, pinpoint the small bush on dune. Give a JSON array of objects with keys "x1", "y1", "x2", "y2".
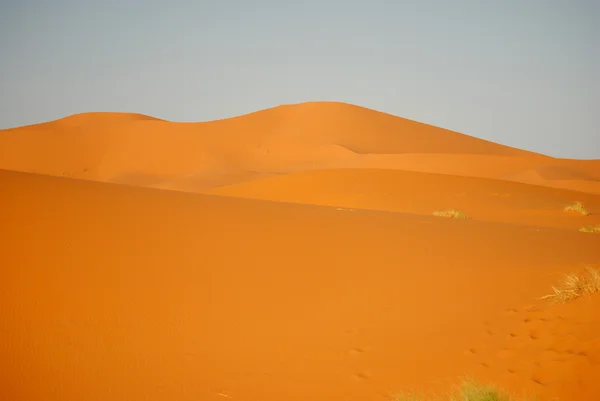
[
  {"x1": 563, "y1": 201, "x2": 589, "y2": 215},
  {"x1": 433, "y1": 209, "x2": 468, "y2": 219},
  {"x1": 579, "y1": 224, "x2": 600, "y2": 233},
  {"x1": 541, "y1": 265, "x2": 600, "y2": 303},
  {"x1": 391, "y1": 378, "x2": 533, "y2": 401},
  {"x1": 451, "y1": 379, "x2": 514, "y2": 401}
]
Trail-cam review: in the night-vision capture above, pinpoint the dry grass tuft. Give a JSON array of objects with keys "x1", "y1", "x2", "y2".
[
  {"x1": 541, "y1": 266, "x2": 600, "y2": 303},
  {"x1": 563, "y1": 201, "x2": 589, "y2": 215},
  {"x1": 450, "y1": 379, "x2": 515, "y2": 401},
  {"x1": 391, "y1": 378, "x2": 534, "y2": 401},
  {"x1": 433, "y1": 209, "x2": 468, "y2": 219},
  {"x1": 579, "y1": 225, "x2": 600, "y2": 233}
]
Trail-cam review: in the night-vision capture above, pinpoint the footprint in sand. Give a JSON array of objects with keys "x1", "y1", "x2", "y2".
[
  {"x1": 529, "y1": 330, "x2": 541, "y2": 340},
  {"x1": 352, "y1": 371, "x2": 371, "y2": 381},
  {"x1": 349, "y1": 347, "x2": 367, "y2": 356},
  {"x1": 530, "y1": 374, "x2": 545, "y2": 386},
  {"x1": 565, "y1": 349, "x2": 587, "y2": 357}
]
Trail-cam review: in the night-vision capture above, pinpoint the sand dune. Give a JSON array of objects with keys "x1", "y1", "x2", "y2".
[
  {"x1": 205, "y1": 168, "x2": 600, "y2": 231},
  {"x1": 2, "y1": 101, "x2": 600, "y2": 401},
  {"x1": 2, "y1": 169, "x2": 599, "y2": 401},
  {"x1": 505, "y1": 167, "x2": 600, "y2": 195},
  {"x1": 1, "y1": 102, "x2": 598, "y2": 194}
]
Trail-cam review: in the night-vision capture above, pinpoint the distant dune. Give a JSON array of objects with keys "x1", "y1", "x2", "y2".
[
  {"x1": 1, "y1": 102, "x2": 600, "y2": 401},
  {"x1": 1, "y1": 101, "x2": 598, "y2": 194}
]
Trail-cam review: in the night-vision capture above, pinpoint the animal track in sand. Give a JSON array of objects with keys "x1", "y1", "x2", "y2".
[
  {"x1": 530, "y1": 374, "x2": 545, "y2": 386},
  {"x1": 349, "y1": 347, "x2": 367, "y2": 356},
  {"x1": 352, "y1": 371, "x2": 372, "y2": 381},
  {"x1": 565, "y1": 349, "x2": 587, "y2": 357}
]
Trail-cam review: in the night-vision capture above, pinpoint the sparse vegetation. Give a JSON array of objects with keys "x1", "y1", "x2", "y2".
[
  {"x1": 579, "y1": 225, "x2": 600, "y2": 233},
  {"x1": 433, "y1": 209, "x2": 468, "y2": 219},
  {"x1": 563, "y1": 201, "x2": 589, "y2": 215},
  {"x1": 541, "y1": 265, "x2": 600, "y2": 304},
  {"x1": 391, "y1": 378, "x2": 536, "y2": 401}
]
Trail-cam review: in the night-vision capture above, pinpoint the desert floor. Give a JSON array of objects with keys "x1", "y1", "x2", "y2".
[{"x1": 2, "y1": 102, "x2": 599, "y2": 400}]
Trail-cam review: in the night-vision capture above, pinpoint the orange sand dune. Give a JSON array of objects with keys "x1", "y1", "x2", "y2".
[
  {"x1": 505, "y1": 166, "x2": 600, "y2": 195},
  {"x1": 2, "y1": 169, "x2": 600, "y2": 401},
  {"x1": 1, "y1": 101, "x2": 599, "y2": 194},
  {"x1": 206, "y1": 168, "x2": 600, "y2": 231}
]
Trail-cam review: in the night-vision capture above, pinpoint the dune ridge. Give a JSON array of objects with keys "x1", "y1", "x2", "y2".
[{"x1": 1, "y1": 101, "x2": 598, "y2": 194}]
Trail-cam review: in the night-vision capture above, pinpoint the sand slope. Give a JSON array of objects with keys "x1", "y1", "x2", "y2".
[
  {"x1": 2, "y1": 169, "x2": 600, "y2": 401},
  {"x1": 2, "y1": 102, "x2": 600, "y2": 401},
  {"x1": 206, "y1": 168, "x2": 600, "y2": 231},
  {"x1": 1, "y1": 102, "x2": 599, "y2": 194}
]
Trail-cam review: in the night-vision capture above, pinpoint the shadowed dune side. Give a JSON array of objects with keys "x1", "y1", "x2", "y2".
[
  {"x1": 551, "y1": 159, "x2": 600, "y2": 181},
  {"x1": 205, "y1": 168, "x2": 600, "y2": 231},
  {"x1": 154, "y1": 152, "x2": 547, "y2": 193},
  {"x1": 504, "y1": 164, "x2": 600, "y2": 195},
  {"x1": 1, "y1": 169, "x2": 600, "y2": 401},
  {"x1": 4, "y1": 101, "x2": 599, "y2": 194},
  {"x1": 543, "y1": 179, "x2": 600, "y2": 195},
  {"x1": 533, "y1": 164, "x2": 600, "y2": 181}
]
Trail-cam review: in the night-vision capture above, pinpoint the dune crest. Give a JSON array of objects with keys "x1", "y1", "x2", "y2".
[{"x1": 2, "y1": 101, "x2": 598, "y2": 195}]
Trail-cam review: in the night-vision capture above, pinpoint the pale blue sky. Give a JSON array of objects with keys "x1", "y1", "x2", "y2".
[{"x1": 1, "y1": 1, "x2": 598, "y2": 159}]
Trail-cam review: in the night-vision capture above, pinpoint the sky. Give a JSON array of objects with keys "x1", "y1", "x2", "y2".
[{"x1": 1, "y1": 0, "x2": 599, "y2": 159}]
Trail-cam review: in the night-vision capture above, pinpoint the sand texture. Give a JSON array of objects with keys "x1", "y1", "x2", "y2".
[{"x1": 1, "y1": 102, "x2": 599, "y2": 400}]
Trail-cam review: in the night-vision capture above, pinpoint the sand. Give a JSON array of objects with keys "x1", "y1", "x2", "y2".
[
  {"x1": 2, "y1": 102, "x2": 599, "y2": 194},
  {"x1": 1, "y1": 101, "x2": 599, "y2": 401}
]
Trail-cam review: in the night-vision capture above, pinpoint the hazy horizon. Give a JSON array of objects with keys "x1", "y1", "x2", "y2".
[{"x1": 2, "y1": 1, "x2": 599, "y2": 159}]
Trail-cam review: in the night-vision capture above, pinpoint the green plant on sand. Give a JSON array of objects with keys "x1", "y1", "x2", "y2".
[
  {"x1": 563, "y1": 201, "x2": 589, "y2": 215},
  {"x1": 433, "y1": 209, "x2": 468, "y2": 219}
]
